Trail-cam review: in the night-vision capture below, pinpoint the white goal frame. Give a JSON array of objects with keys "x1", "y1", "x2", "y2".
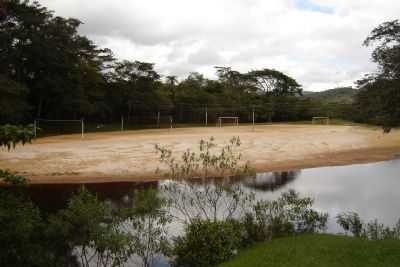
[
  {"x1": 217, "y1": 116, "x2": 239, "y2": 127},
  {"x1": 312, "y1": 117, "x2": 330, "y2": 125},
  {"x1": 34, "y1": 118, "x2": 85, "y2": 138}
]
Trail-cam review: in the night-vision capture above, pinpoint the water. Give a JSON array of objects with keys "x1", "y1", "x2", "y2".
[
  {"x1": 246, "y1": 159, "x2": 400, "y2": 232},
  {"x1": 7, "y1": 159, "x2": 400, "y2": 233}
]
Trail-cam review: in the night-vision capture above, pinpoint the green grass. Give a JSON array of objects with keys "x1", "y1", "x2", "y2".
[{"x1": 218, "y1": 234, "x2": 400, "y2": 267}]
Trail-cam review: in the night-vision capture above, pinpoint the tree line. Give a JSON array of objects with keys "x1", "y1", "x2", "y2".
[
  {"x1": 0, "y1": 0, "x2": 399, "y2": 127},
  {"x1": 0, "y1": 0, "x2": 305, "y2": 125}
]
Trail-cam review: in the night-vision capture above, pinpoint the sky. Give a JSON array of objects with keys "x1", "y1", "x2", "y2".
[{"x1": 39, "y1": 0, "x2": 400, "y2": 91}]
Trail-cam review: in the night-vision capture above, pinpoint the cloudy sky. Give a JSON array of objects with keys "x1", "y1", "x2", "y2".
[{"x1": 40, "y1": 0, "x2": 399, "y2": 91}]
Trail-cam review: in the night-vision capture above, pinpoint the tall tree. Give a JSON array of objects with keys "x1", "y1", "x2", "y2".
[
  {"x1": 108, "y1": 60, "x2": 167, "y2": 120},
  {"x1": 247, "y1": 69, "x2": 302, "y2": 96},
  {"x1": 0, "y1": 0, "x2": 113, "y2": 119},
  {"x1": 355, "y1": 19, "x2": 400, "y2": 128}
]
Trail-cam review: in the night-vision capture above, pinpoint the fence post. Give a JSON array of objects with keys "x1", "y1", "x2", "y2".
[
  {"x1": 205, "y1": 105, "x2": 208, "y2": 127},
  {"x1": 81, "y1": 118, "x2": 84, "y2": 139},
  {"x1": 157, "y1": 111, "x2": 160, "y2": 128},
  {"x1": 33, "y1": 119, "x2": 37, "y2": 138},
  {"x1": 252, "y1": 107, "x2": 255, "y2": 131},
  {"x1": 121, "y1": 116, "x2": 124, "y2": 131}
]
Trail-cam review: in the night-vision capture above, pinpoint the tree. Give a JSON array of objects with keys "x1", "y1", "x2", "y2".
[
  {"x1": 247, "y1": 69, "x2": 302, "y2": 96},
  {"x1": 363, "y1": 20, "x2": 400, "y2": 80},
  {"x1": 355, "y1": 20, "x2": 400, "y2": 128},
  {"x1": 166, "y1": 75, "x2": 178, "y2": 87},
  {"x1": 107, "y1": 60, "x2": 168, "y2": 121},
  {"x1": 0, "y1": 0, "x2": 113, "y2": 120},
  {"x1": 0, "y1": 124, "x2": 34, "y2": 151},
  {"x1": 0, "y1": 75, "x2": 30, "y2": 123}
]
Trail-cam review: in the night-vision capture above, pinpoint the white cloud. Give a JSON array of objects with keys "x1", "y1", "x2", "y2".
[{"x1": 39, "y1": 0, "x2": 399, "y2": 91}]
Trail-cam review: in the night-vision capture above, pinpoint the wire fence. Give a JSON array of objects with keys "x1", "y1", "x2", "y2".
[{"x1": 34, "y1": 102, "x2": 355, "y2": 136}]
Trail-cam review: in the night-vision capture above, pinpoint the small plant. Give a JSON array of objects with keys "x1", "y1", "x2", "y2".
[
  {"x1": 337, "y1": 212, "x2": 400, "y2": 240},
  {"x1": 0, "y1": 169, "x2": 27, "y2": 185},
  {"x1": 157, "y1": 137, "x2": 255, "y2": 224},
  {"x1": 336, "y1": 212, "x2": 364, "y2": 237},
  {"x1": 171, "y1": 219, "x2": 240, "y2": 267},
  {"x1": 155, "y1": 136, "x2": 253, "y2": 179},
  {"x1": 121, "y1": 188, "x2": 171, "y2": 267}
]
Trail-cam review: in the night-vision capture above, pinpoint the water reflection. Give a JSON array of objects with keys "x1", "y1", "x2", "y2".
[
  {"x1": 7, "y1": 181, "x2": 159, "y2": 212},
  {"x1": 2, "y1": 159, "x2": 400, "y2": 234},
  {"x1": 173, "y1": 170, "x2": 299, "y2": 192},
  {"x1": 239, "y1": 171, "x2": 299, "y2": 192}
]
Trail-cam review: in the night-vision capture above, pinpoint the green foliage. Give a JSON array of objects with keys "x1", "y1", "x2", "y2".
[
  {"x1": 0, "y1": 169, "x2": 26, "y2": 185},
  {"x1": 0, "y1": 191, "x2": 58, "y2": 267},
  {"x1": 246, "y1": 68, "x2": 302, "y2": 96},
  {"x1": 0, "y1": 0, "x2": 314, "y2": 127},
  {"x1": 363, "y1": 20, "x2": 400, "y2": 80},
  {"x1": 336, "y1": 212, "x2": 364, "y2": 237},
  {"x1": 156, "y1": 136, "x2": 253, "y2": 179},
  {"x1": 354, "y1": 79, "x2": 400, "y2": 127},
  {"x1": 218, "y1": 234, "x2": 400, "y2": 267},
  {"x1": 171, "y1": 219, "x2": 241, "y2": 267},
  {"x1": 49, "y1": 187, "x2": 130, "y2": 267},
  {"x1": 158, "y1": 137, "x2": 255, "y2": 223},
  {"x1": 336, "y1": 212, "x2": 400, "y2": 240},
  {"x1": 0, "y1": 75, "x2": 31, "y2": 123},
  {"x1": 121, "y1": 188, "x2": 171, "y2": 267},
  {"x1": 243, "y1": 190, "x2": 328, "y2": 242},
  {"x1": 0, "y1": 124, "x2": 34, "y2": 151},
  {"x1": 355, "y1": 20, "x2": 400, "y2": 127},
  {"x1": 1, "y1": 0, "x2": 113, "y2": 120},
  {"x1": 304, "y1": 87, "x2": 357, "y2": 104},
  {"x1": 0, "y1": 124, "x2": 31, "y2": 185}
]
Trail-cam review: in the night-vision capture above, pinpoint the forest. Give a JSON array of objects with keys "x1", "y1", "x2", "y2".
[{"x1": 1, "y1": 1, "x2": 398, "y2": 129}]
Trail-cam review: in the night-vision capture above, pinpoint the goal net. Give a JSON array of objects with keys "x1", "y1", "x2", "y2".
[
  {"x1": 311, "y1": 117, "x2": 330, "y2": 125},
  {"x1": 217, "y1": 116, "x2": 239, "y2": 127},
  {"x1": 34, "y1": 119, "x2": 84, "y2": 137}
]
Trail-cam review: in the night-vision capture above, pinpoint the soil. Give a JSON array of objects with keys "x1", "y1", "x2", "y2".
[{"x1": 1, "y1": 124, "x2": 399, "y2": 184}]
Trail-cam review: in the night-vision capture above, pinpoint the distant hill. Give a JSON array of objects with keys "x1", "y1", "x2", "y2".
[{"x1": 302, "y1": 87, "x2": 357, "y2": 104}]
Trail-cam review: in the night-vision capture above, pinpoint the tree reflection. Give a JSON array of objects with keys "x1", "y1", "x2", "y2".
[{"x1": 239, "y1": 171, "x2": 300, "y2": 192}]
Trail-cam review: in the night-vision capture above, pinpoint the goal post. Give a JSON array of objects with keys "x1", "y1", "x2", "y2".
[
  {"x1": 312, "y1": 117, "x2": 330, "y2": 125},
  {"x1": 217, "y1": 116, "x2": 239, "y2": 127},
  {"x1": 34, "y1": 118, "x2": 85, "y2": 138}
]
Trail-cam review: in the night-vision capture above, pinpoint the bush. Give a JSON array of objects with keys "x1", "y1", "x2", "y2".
[
  {"x1": 0, "y1": 169, "x2": 26, "y2": 185},
  {"x1": 122, "y1": 188, "x2": 171, "y2": 267},
  {"x1": 336, "y1": 212, "x2": 363, "y2": 237},
  {"x1": 242, "y1": 190, "x2": 328, "y2": 243},
  {"x1": 337, "y1": 212, "x2": 400, "y2": 240},
  {"x1": 49, "y1": 187, "x2": 130, "y2": 267},
  {"x1": 0, "y1": 191, "x2": 57, "y2": 267},
  {"x1": 171, "y1": 219, "x2": 240, "y2": 267}
]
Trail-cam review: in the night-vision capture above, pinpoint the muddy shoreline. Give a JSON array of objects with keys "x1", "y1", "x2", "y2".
[{"x1": 1, "y1": 125, "x2": 399, "y2": 185}]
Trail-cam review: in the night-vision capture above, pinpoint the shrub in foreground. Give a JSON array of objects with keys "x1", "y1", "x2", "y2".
[{"x1": 171, "y1": 219, "x2": 240, "y2": 267}]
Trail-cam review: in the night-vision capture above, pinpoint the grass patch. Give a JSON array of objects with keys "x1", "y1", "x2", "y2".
[{"x1": 218, "y1": 234, "x2": 400, "y2": 267}]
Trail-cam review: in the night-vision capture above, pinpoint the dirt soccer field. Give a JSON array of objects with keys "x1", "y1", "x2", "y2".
[{"x1": 1, "y1": 124, "x2": 400, "y2": 184}]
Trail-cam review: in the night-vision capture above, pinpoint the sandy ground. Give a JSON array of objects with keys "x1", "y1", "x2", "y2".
[{"x1": 1, "y1": 124, "x2": 400, "y2": 184}]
